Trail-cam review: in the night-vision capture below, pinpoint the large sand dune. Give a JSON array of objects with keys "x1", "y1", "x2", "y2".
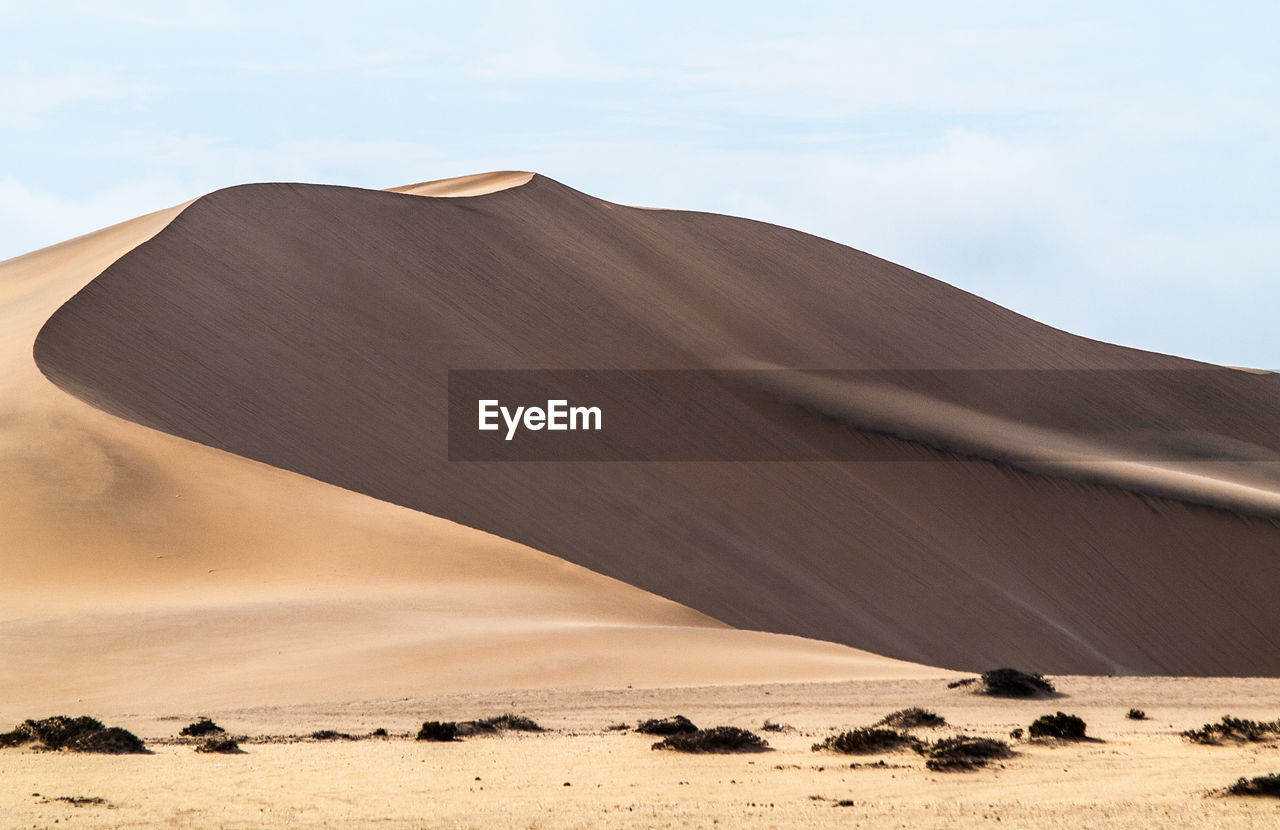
[
  {"x1": 23, "y1": 173, "x2": 1280, "y2": 678},
  {"x1": 0, "y1": 176, "x2": 942, "y2": 718}
]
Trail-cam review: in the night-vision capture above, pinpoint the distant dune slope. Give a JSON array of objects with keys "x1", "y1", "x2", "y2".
[
  {"x1": 0, "y1": 179, "x2": 944, "y2": 718},
  {"x1": 33, "y1": 174, "x2": 1280, "y2": 676}
]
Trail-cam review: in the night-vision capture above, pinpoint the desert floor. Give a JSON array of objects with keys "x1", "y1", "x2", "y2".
[{"x1": 3, "y1": 675, "x2": 1279, "y2": 828}]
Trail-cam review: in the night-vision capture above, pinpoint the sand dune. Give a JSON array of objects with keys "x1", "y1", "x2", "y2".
[
  {"x1": 0, "y1": 185, "x2": 944, "y2": 719},
  {"x1": 25, "y1": 173, "x2": 1280, "y2": 677}
]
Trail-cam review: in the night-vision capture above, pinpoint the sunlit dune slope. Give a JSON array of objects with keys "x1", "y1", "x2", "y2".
[{"x1": 29, "y1": 174, "x2": 1280, "y2": 676}]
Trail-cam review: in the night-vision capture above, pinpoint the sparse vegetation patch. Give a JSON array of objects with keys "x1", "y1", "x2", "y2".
[
  {"x1": 875, "y1": 708, "x2": 945, "y2": 729},
  {"x1": 1028, "y1": 712, "x2": 1087, "y2": 740},
  {"x1": 1182, "y1": 715, "x2": 1280, "y2": 745},
  {"x1": 652, "y1": 726, "x2": 769, "y2": 753},
  {"x1": 978, "y1": 668, "x2": 1056, "y2": 697},
  {"x1": 309, "y1": 730, "x2": 356, "y2": 741},
  {"x1": 460, "y1": 713, "x2": 544, "y2": 734},
  {"x1": 918, "y1": 735, "x2": 1012, "y2": 771},
  {"x1": 1126, "y1": 709, "x2": 1147, "y2": 720},
  {"x1": 416, "y1": 721, "x2": 458, "y2": 742},
  {"x1": 1225, "y1": 773, "x2": 1280, "y2": 798},
  {"x1": 195, "y1": 736, "x2": 242, "y2": 754},
  {"x1": 812, "y1": 728, "x2": 921, "y2": 754},
  {"x1": 0, "y1": 716, "x2": 145, "y2": 754},
  {"x1": 635, "y1": 715, "x2": 698, "y2": 735},
  {"x1": 180, "y1": 718, "x2": 224, "y2": 737}
]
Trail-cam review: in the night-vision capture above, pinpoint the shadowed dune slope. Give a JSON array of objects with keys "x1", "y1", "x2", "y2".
[
  {"x1": 34, "y1": 174, "x2": 1280, "y2": 676},
  {"x1": 0, "y1": 186, "x2": 946, "y2": 718}
]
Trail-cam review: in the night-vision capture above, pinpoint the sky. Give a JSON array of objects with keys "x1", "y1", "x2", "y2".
[{"x1": 3, "y1": 1, "x2": 1278, "y2": 368}]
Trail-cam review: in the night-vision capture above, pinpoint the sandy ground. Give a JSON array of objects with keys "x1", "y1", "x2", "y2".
[{"x1": 4, "y1": 675, "x2": 1280, "y2": 828}]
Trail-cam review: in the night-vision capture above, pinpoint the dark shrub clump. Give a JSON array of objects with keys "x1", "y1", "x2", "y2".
[
  {"x1": 1126, "y1": 709, "x2": 1147, "y2": 721},
  {"x1": 812, "y1": 728, "x2": 920, "y2": 754},
  {"x1": 919, "y1": 735, "x2": 1012, "y2": 771},
  {"x1": 467, "y1": 714, "x2": 543, "y2": 733},
  {"x1": 416, "y1": 721, "x2": 458, "y2": 742},
  {"x1": 635, "y1": 715, "x2": 698, "y2": 736},
  {"x1": 979, "y1": 668, "x2": 1055, "y2": 697},
  {"x1": 652, "y1": 726, "x2": 769, "y2": 754},
  {"x1": 309, "y1": 730, "x2": 355, "y2": 741},
  {"x1": 947, "y1": 678, "x2": 977, "y2": 689},
  {"x1": 195, "y1": 736, "x2": 242, "y2": 754},
  {"x1": 1028, "y1": 712, "x2": 1087, "y2": 740},
  {"x1": 68, "y1": 727, "x2": 147, "y2": 754},
  {"x1": 1226, "y1": 773, "x2": 1280, "y2": 798},
  {"x1": 180, "y1": 718, "x2": 224, "y2": 737},
  {"x1": 0, "y1": 716, "x2": 145, "y2": 754},
  {"x1": 1182, "y1": 715, "x2": 1280, "y2": 745},
  {"x1": 876, "y1": 708, "x2": 946, "y2": 729}
]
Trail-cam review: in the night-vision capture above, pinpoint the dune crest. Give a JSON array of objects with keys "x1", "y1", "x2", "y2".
[
  {"x1": 387, "y1": 170, "x2": 535, "y2": 197},
  {"x1": 27, "y1": 174, "x2": 1280, "y2": 677}
]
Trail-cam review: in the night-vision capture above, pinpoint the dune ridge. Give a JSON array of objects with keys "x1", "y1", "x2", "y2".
[{"x1": 27, "y1": 174, "x2": 1280, "y2": 676}]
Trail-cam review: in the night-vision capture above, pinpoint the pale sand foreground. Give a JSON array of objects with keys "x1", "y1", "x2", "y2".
[{"x1": 4, "y1": 676, "x2": 1280, "y2": 829}]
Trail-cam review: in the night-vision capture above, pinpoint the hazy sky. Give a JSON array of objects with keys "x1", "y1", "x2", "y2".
[{"x1": 4, "y1": 1, "x2": 1278, "y2": 367}]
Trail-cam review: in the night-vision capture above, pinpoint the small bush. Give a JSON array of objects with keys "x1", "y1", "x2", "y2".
[
  {"x1": 0, "y1": 716, "x2": 104, "y2": 749},
  {"x1": 180, "y1": 718, "x2": 224, "y2": 737},
  {"x1": 947, "y1": 678, "x2": 977, "y2": 689},
  {"x1": 635, "y1": 715, "x2": 698, "y2": 736},
  {"x1": 876, "y1": 708, "x2": 945, "y2": 729},
  {"x1": 652, "y1": 726, "x2": 769, "y2": 754},
  {"x1": 1028, "y1": 712, "x2": 1087, "y2": 740},
  {"x1": 371, "y1": 728, "x2": 388, "y2": 737},
  {"x1": 1126, "y1": 709, "x2": 1147, "y2": 721},
  {"x1": 604, "y1": 723, "x2": 630, "y2": 732},
  {"x1": 67, "y1": 727, "x2": 147, "y2": 754},
  {"x1": 919, "y1": 735, "x2": 1012, "y2": 771},
  {"x1": 416, "y1": 721, "x2": 458, "y2": 742},
  {"x1": 195, "y1": 736, "x2": 241, "y2": 754},
  {"x1": 309, "y1": 730, "x2": 355, "y2": 741},
  {"x1": 1009, "y1": 728, "x2": 1024, "y2": 740},
  {"x1": 979, "y1": 668, "x2": 1055, "y2": 697},
  {"x1": 812, "y1": 728, "x2": 920, "y2": 754},
  {"x1": 0, "y1": 716, "x2": 145, "y2": 754},
  {"x1": 1182, "y1": 715, "x2": 1280, "y2": 745},
  {"x1": 471, "y1": 714, "x2": 543, "y2": 732},
  {"x1": 1226, "y1": 773, "x2": 1280, "y2": 798}
]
